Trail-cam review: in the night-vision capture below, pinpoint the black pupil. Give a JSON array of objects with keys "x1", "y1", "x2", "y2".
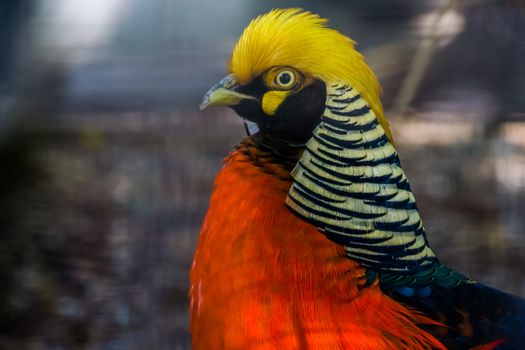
[{"x1": 279, "y1": 72, "x2": 292, "y2": 85}]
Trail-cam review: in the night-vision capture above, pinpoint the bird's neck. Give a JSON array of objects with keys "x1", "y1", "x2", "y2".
[
  {"x1": 286, "y1": 83, "x2": 436, "y2": 272},
  {"x1": 240, "y1": 133, "x2": 305, "y2": 173}
]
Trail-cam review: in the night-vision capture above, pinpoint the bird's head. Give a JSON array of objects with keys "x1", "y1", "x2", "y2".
[{"x1": 200, "y1": 8, "x2": 392, "y2": 144}]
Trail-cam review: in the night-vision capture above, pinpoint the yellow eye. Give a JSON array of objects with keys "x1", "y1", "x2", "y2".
[{"x1": 275, "y1": 70, "x2": 296, "y2": 88}]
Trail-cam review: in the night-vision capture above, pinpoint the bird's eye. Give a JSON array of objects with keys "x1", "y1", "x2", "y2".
[{"x1": 275, "y1": 70, "x2": 296, "y2": 88}]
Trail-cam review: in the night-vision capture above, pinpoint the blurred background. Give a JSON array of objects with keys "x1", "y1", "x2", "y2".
[{"x1": 0, "y1": 0, "x2": 524, "y2": 349}]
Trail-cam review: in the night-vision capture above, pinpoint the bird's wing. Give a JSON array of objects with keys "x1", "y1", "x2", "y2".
[{"x1": 378, "y1": 261, "x2": 525, "y2": 349}]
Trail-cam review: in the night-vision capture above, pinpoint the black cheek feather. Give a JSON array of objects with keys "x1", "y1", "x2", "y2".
[
  {"x1": 271, "y1": 79, "x2": 326, "y2": 143},
  {"x1": 231, "y1": 77, "x2": 326, "y2": 144}
]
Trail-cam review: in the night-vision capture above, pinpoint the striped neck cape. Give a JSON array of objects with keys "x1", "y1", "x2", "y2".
[{"x1": 286, "y1": 83, "x2": 436, "y2": 273}]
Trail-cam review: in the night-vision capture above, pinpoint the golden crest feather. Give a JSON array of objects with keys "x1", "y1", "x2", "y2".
[{"x1": 229, "y1": 8, "x2": 392, "y2": 141}]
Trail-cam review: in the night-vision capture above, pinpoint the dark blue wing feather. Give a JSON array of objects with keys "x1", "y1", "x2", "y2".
[{"x1": 377, "y1": 261, "x2": 525, "y2": 349}]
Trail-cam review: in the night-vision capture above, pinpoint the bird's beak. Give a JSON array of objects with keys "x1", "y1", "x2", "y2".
[{"x1": 199, "y1": 74, "x2": 256, "y2": 110}]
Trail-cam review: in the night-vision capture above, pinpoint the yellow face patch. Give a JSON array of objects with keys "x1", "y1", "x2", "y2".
[
  {"x1": 261, "y1": 90, "x2": 291, "y2": 116},
  {"x1": 260, "y1": 67, "x2": 302, "y2": 116}
]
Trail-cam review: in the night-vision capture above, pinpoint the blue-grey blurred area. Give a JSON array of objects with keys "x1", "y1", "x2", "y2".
[{"x1": 0, "y1": 0, "x2": 524, "y2": 349}]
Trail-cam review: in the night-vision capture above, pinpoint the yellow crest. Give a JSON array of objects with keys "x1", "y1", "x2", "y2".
[{"x1": 229, "y1": 8, "x2": 392, "y2": 142}]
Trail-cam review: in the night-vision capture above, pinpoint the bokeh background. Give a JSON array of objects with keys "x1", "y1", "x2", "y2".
[{"x1": 1, "y1": 0, "x2": 524, "y2": 349}]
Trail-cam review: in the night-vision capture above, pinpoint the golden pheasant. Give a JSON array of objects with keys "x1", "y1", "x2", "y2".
[{"x1": 191, "y1": 8, "x2": 525, "y2": 349}]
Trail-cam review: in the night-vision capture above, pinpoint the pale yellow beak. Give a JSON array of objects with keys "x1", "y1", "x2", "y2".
[{"x1": 199, "y1": 74, "x2": 257, "y2": 110}]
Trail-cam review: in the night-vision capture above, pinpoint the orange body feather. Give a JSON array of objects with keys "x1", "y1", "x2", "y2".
[{"x1": 190, "y1": 139, "x2": 445, "y2": 350}]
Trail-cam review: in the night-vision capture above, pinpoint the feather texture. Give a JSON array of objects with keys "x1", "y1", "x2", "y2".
[{"x1": 286, "y1": 83, "x2": 435, "y2": 272}]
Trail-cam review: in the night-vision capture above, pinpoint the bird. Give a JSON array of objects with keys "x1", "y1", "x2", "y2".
[{"x1": 191, "y1": 8, "x2": 525, "y2": 350}]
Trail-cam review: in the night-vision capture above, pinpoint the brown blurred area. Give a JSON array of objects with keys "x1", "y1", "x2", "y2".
[{"x1": 0, "y1": 0, "x2": 524, "y2": 349}]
